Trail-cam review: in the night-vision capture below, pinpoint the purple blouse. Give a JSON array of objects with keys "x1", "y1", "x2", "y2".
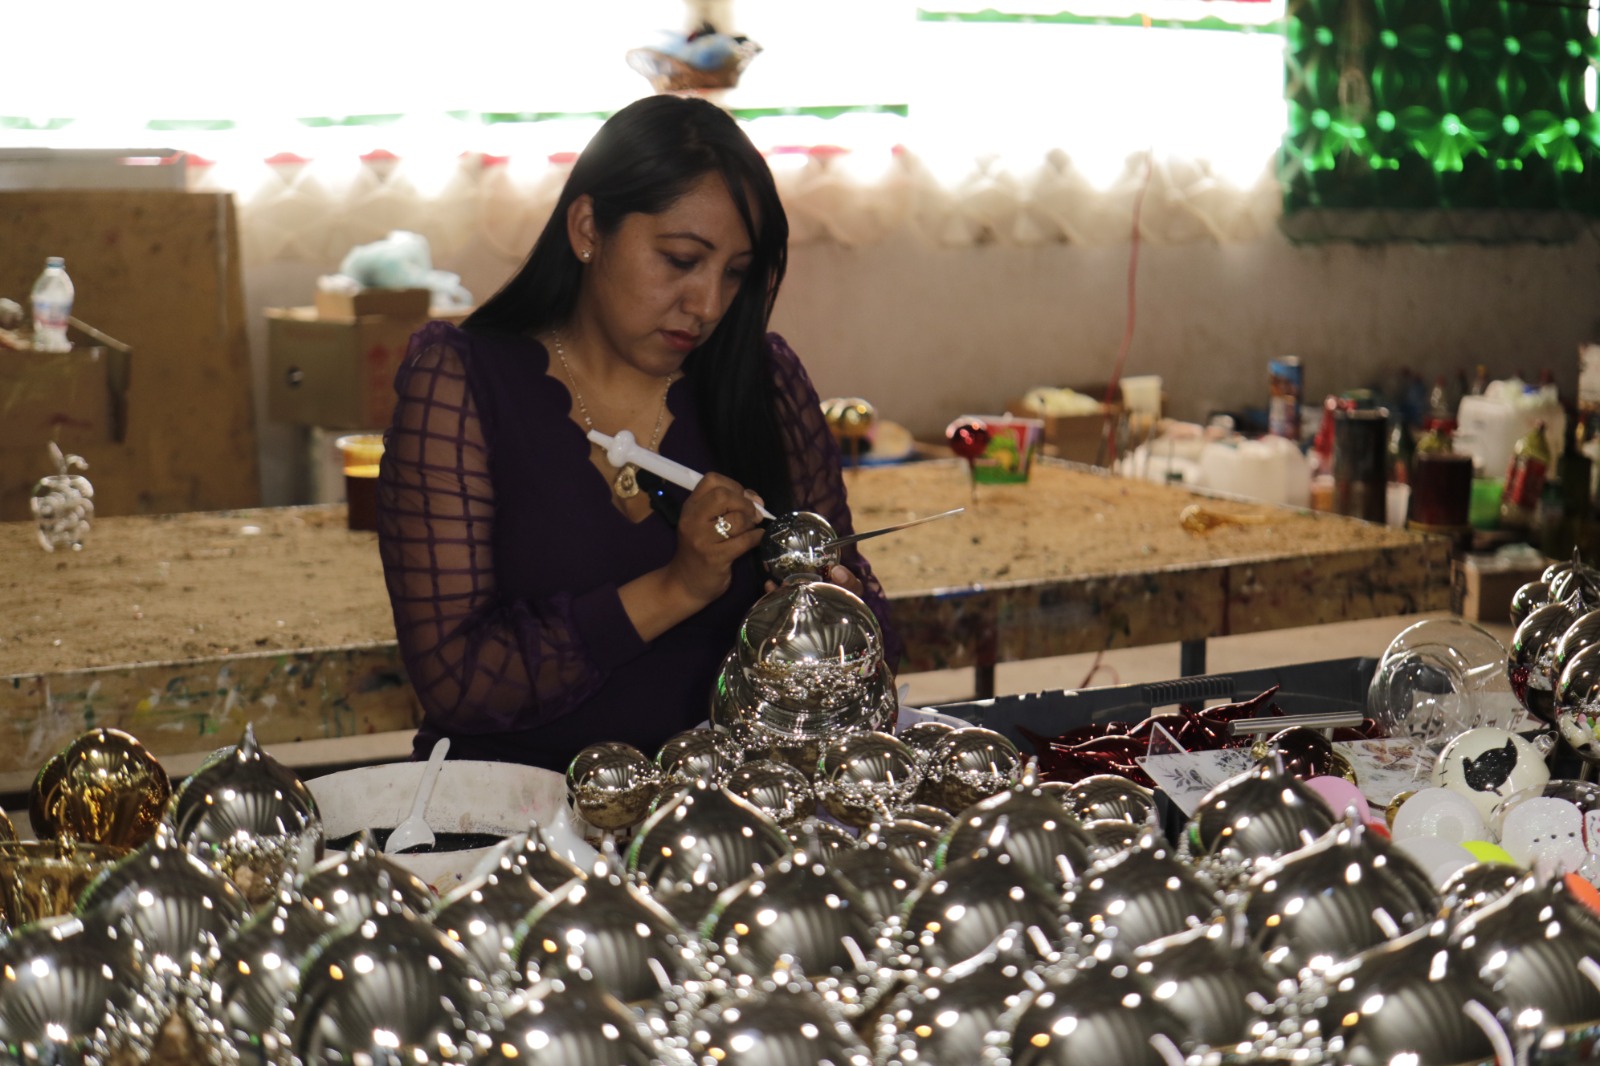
[{"x1": 376, "y1": 321, "x2": 901, "y2": 772}]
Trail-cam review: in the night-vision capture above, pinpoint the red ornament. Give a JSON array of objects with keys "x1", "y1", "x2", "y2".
[{"x1": 945, "y1": 418, "x2": 992, "y2": 460}]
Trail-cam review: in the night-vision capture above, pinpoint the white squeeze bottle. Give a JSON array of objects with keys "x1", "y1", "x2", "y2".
[{"x1": 31, "y1": 257, "x2": 74, "y2": 352}]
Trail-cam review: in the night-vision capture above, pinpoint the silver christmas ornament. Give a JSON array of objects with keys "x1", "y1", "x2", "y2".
[
  {"x1": 874, "y1": 953, "x2": 1036, "y2": 1066},
  {"x1": 0, "y1": 913, "x2": 138, "y2": 1065},
  {"x1": 481, "y1": 975, "x2": 664, "y2": 1065},
  {"x1": 1557, "y1": 641, "x2": 1600, "y2": 765},
  {"x1": 814, "y1": 731, "x2": 921, "y2": 828},
  {"x1": 290, "y1": 903, "x2": 497, "y2": 1066},
  {"x1": 76, "y1": 822, "x2": 249, "y2": 996},
  {"x1": 207, "y1": 890, "x2": 334, "y2": 1059},
  {"x1": 432, "y1": 858, "x2": 553, "y2": 990},
  {"x1": 788, "y1": 817, "x2": 860, "y2": 862},
  {"x1": 1314, "y1": 923, "x2": 1513, "y2": 1066},
  {"x1": 895, "y1": 853, "x2": 1066, "y2": 975},
  {"x1": 1551, "y1": 563, "x2": 1600, "y2": 607},
  {"x1": 759, "y1": 510, "x2": 842, "y2": 582},
  {"x1": 1451, "y1": 872, "x2": 1600, "y2": 1058},
  {"x1": 516, "y1": 849, "x2": 701, "y2": 1008},
  {"x1": 1512, "y1": 598, "x2": 1581, "y2": 725},
  {"x1": 688, "y1": 983, "x2": 873, "y2": 1066},
  {"x1": 702, "y1": 852, "x2": 889, "y2": 1015},
  {"x1": 656, "y1": 727, "x2": 744, "y2": 789},
  {"x1": 860, "y1": 818, "x2": 943, "y2": 871},
  {"x1": 724, "y1": 759, "x2": 815, "y2": 827},
  {"x1": 1243, "y1": 819, "x2": 1437, "y2": 980},
  {"x1": 567, "y1": 741, "x2": 663, "y2": 831},
  {"x1": 296, "y1": 830, "x2": 437, "y2": 928},
  {"x1": 166, "y1": 723, "x2": 323, "y2": 907},
  {"x1": 626, "y1": 783, "x2": 792, "y2": 929},
  {"x1": 1065, "y1": 843, "x2": 1222, "y2": 957},
  {"x1": 1133, "y1": 920, "x2": 1283, "y2": 1051},
  {"x1": 497, "y1": 827, "x2": 587, "y2": 896},
  {"x1": 891, "y1": 802, "x2": 954, "y2": 831},
  {"x1": 995, "y1": 965, "x2": 1191, "y2": 1066},
  {"x1": 898, "y1": 720, "x2": 956, "y2": 770},
  {"x1": 938, "y1": 786, "x2": 1095, "y2": 891},
  {"x1": 830, "y1": 841, "x2": 922, "y2": 927},
  {"x1": 1511, "y1": 579, "x2": 1553, "y2": 627},
  {"x1": 1185, "y1": 762, "x2": 1338, "y2": 878},
  {"x1": 1083, "y1": 819, "x2": 1148, "y2": 855},
  {"x1": 1061, "y1": 774, "x2": 1159, "y2": 827},
  {"x1": 1438, "y1": 861, "x2": 1527, "y2": 921},
  {"x1": 923, "y1": 727, "x2": 1022, "y2": 814}
]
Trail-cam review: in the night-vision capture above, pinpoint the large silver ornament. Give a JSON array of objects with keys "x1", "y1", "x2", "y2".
[
  {"x1": 567, "y1": 741, "x2": 663, "y2": 831},
  {"x1": 1065, "y1": 842, "x2": 1222, "y2": 957},
  {"x1": 874, "y1": 952, "x2": 1036, "y2": 1066},
  {"x1": 432, "y1": 856, "x2": 553, "y2": 991},
  {"x1": 75, "y1": 823, "x2": 249, "y2": 996},
  {"x1": 922, "y1": 727, "x2": 1022, "y2": 813},
  {"x1": 1133, "y1": 920, "x2": 1284, "y2": 1051},
  {"x1": 208, "y1": 890, "x2": 335, "y2": 1062},
  {"x1": 296, "y1": 830, "x2": 437, "y2": 928},
  {"x1": 0, "y1": 914, "x2": 138, "y2": 1065},
  {"x1": 1313, "y1": 923, "x2": 1513, "y2": 1066},
  {"x1": 702, "y1": 852, "x2": 889, "y2": 1016},
  {"x1": 1060, "y1": 774, "x2": 1159, "y2": 827},
  {"x1": 1184, "y1": 763, "x2": 1338, "y2": 882},
  {"x1": 516, "y1": 849, "x2": 701, "y2": 1009},
  {"x1": 626, "y1": 783, "x2": 792, "y2": 929},
  {"x1": 656, "y1": 727, "x2": 745, "y2": 789},
  {"x1": 814, "y1": 731, "x2": 921, "y2": 827},
  {"x1": 1243, "y1": 819, "x2": 1437, "y2": 980},
  {"x1": 894, "y1": 853, "x2": 1066, "y2": 975},
  {"x1": 481, "y1": 976, "x2": 665, "y2": 1064},
  {"x1": 830, "y1": 841, "x2": 922, "y2": 927},
  {"x1": 688, "y1": 983, "x2": 873, "y2": 1066},
  {"x1": 938, "y1": 786, "x2": 1095, "y2": 891},
  {"x1": 860, "y1": 818, "x2": 943, "y2": 871},
  {"x1": 290, "y1": 903, "x2": 497, "y2": 1066},
  {"x1": 994, "y1": 965, "x2": 1191, "y2": 1066},
  {"x1": 724, "y1": 759, "x2": 815, "y2": 826},
  {"x1": 166, "y1": 723, "x2": 323, "y2": 907}
]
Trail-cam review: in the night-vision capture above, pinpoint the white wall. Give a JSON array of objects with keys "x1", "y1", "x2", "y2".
[{"x1": 247, "y1": 226, "x2": 1600, "y2": 506}]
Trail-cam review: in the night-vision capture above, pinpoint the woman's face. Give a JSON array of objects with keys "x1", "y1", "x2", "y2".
[{"x1": 573, "y1": 171, "x2": 756, "y2": 378}]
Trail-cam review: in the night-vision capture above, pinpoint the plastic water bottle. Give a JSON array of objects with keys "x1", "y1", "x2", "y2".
[{"x1": 31, "y1": 257, "x2": 74, "y2": 353}]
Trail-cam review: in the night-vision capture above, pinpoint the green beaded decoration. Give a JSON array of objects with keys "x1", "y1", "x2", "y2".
[{"x1": 1279, "y1": 0, "x2": 1600, "y2": 241}]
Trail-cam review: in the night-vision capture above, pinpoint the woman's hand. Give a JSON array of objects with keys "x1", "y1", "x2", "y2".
[{"x1": 667, "y1": 472, "x2": 766, "y2": 605}]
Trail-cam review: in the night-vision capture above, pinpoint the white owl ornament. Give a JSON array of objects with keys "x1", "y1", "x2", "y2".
[{"x1": 1431, "y1": 726, "x2": 1552, "y2": 823}]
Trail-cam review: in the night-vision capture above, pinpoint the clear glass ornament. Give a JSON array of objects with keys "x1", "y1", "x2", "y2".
[{"x1": 31, "y1": 441, "x2": 93, "y2": 552}]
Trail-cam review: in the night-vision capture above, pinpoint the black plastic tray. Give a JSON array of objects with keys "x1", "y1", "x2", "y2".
[{"x1": 930, "y1": 656, "x2": 1381, "y2": 748}]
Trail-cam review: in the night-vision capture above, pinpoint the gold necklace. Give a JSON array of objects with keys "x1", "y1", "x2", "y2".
[{"x1": 551, "y1": 331, "x2": 674, "y2": 499}]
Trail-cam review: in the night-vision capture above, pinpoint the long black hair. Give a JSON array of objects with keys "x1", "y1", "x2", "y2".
[{"x1": 465, "y1": 95, "x2": 793, "y2": 512}]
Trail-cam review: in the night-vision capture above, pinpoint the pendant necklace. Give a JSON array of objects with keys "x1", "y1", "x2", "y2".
[{"x1": 551, "y1": 331, "x2": 674, "y2": 499}]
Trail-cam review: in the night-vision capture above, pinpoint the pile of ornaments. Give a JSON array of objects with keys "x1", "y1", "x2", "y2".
[{"x1": 5, "y1": 721, "x2": 1600, "y2": 1063}]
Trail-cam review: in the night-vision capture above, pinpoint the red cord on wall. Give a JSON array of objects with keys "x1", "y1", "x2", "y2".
[{"x1": 1099, "y1": 147, "x2": 1156, "y2": 470}]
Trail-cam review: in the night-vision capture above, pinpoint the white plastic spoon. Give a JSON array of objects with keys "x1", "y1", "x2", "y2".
[{"x1": 385, "y1": 737, "x2": 450, "y2": 854}]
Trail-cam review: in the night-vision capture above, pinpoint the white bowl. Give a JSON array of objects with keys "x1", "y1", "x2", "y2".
[{"x1": 307, "y1": 759, "x2": 592, "y2": 895}]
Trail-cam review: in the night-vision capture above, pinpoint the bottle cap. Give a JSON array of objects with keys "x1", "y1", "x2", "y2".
[{"x1": 45, "y1": 256, "x2": 64, "y2": 268}]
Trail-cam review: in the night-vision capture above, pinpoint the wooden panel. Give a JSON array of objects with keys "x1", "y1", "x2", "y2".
[{"x1": 0, "y1": 190, "x2": 258, "y2": 519}]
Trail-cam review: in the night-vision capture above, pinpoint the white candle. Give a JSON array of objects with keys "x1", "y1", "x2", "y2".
[{"x1": 589, "y1": 429, "x2": 777, "y2": 520}]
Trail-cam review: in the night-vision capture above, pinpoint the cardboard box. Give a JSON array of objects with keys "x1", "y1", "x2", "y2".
[
  {"x1": 1452, "y1": 552, "x2": 1547, "y2": 624},
  {"x1": 266, "y1": 306, "x2": 466, "y2": 430},
  {"x1": 1005, "y1": 397, "x2": 1114, "y2": 466},
  {"x1": 312, "y1": 287, "x2": 431, "y2": 321}
]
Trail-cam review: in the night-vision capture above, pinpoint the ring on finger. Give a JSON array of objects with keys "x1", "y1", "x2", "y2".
[{"x1": 713, "y1": 514, "x2": 733, "y2": 540}]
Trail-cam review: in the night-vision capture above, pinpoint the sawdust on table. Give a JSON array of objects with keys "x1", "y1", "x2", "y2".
[{"x1": 1, "y1": 460, "x2": 1425, "y2": 678}]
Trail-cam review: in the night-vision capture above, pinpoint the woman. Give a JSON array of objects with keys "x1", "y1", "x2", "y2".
[{"x1": 376, "y1": 94, "x2": 901, "y2": 772}]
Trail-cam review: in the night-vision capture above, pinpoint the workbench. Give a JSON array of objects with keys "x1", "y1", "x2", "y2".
[{"x1": 0, "y1": 460, "x2": 1450, "y2": 790}]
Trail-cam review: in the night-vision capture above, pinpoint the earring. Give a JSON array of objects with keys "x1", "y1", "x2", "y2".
[{"x1": 581, "y1": 248, "x2": 592, "y2": 261}]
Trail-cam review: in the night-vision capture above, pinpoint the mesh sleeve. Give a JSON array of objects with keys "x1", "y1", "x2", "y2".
[
  {"x1": 376, "y1": 325, "x2": 610, "y2": 735},
  {"x1": 767, "y1": 334, "x2": 907, "y2": 671}
]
